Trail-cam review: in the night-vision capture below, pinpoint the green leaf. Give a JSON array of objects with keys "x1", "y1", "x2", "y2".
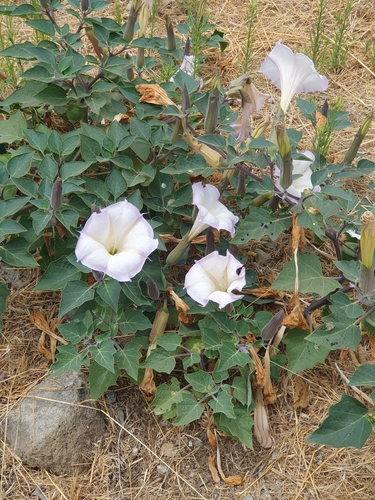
[
  {"x1": 55, "y1": 209, "x2": 79, "y2": 230},
  {"x1": 232, "y1": 376, "x2": 249, "y2": 407},
  {"x1": 39, "y1": 155, "x2": 58, "y2": 182},
  {"x1": 142, "y1": 347, "x2": 176, "y2": 374},
  {"x1": 151, "y1": 377, "x2": 183, "y2": 415},
  {"x1": 334, "y1": 260, "x2": 360, "y2": 283},
  {"x1": 0, "y1": 281, "x2": 9, "y2": 331},
  {"x1": 0, "y1": 111, "x2": 27, "y2": 143},
  {"x1": 130, "y1": 117, "x2": 151, "y2": 142},
  {"x1": 219, "y1": 341, "x2": 251, "y2": 371},
  {"x1": 25, "y1": 19, "x2": 55, "y2": 37},
  {"x1": 35, "y1": 85, "x2": 68, "y2": 107},
  {"x1": 283, "y1": 329, "x2": 330, "y2": 374},
  {"x1": 60, "y1": 161, "x2": 92, "y2": 181},
  {"x1": 174, "y1": 392, "x2": 205, "y2": 426},
  {"x1": 31, "y1": 209, "x2": 53, "y2": 235},
  {"x1": 34, "y1": 257, "x2": 81, "y2": 291},
  {"x1": 306, "y1": 395, "x2": 372, "y2": 449},
  {"x1": 7, "y1": 152, "x2": 34, "y2": 178},
  {"x1": 114, "y1": 341, "x2": 142, "y2": 380},
  {"x1": 271, "y1": 253, "x2": 340, "y2": 295},
  {"x1": 348, "y1": 364, "x2": 375, "y2": 387},
  {"x1": 198, "y1": 134, "x2": 226, "y2": 149},
  {"x1": 208, "y1": 385, "x2": 236, "y2": 418},
  {"x1": 88, "y1": 361, "x2": 120, "y2": 400},
  {"x1": 248, "y1": 137, "x2": 275, "y2": 149},
  {"x1": 184, "y1": 371, "x2": 214, "y2": 393},
  {"x1": 24, "y1": 129, "x2": 48, "y2": 153},
  {"x1": 50, "y1": 344, "x2": 84, "y2": 377},
  {"x1": 59, "y1": 280, "x2": 95, "y2": 317},
  {"x1": 0, "y1": 220, "x2": 27, "y2": 237},
  {"x1": 57, "y1": 319, "x2": 90, "y2": 344},
  {"x1": 231, "y1": 207, "x2": 292, "y2": 243},
  {"x1": 89, "y1": 339, "x2": 116, "y2": 372},
  {"x1": 119, "y1": 309, "x2": 152, "y2": 335},
  {"x1": 1, "y1": 238, "x2": 37, "y2": 267},
  {"x1": 121, "y1": 281, "x2": 150, "y2": 307},
  {"x1": 214, "y1": 406, "x2": 253, "y2": 449},
  {"x1": 156, "y1": 333, "x2": 182, "y2": 352},
  {"x1": 0, "y1": 197, "x2": 31, "y2": 219},
  {"x1": 105, "y1": 168, "x2": 127, "y2": 201},
  {"x1": 307, "y1": 293, "x2": 362, "y2": 350},
  {"x1": 97, "y1": 279, "x2": 121, "y2": 310}
]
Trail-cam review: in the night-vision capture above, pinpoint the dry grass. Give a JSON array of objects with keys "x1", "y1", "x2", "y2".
[{"x1": 1, "y1": 0, "x2": 375, "y2": 498}]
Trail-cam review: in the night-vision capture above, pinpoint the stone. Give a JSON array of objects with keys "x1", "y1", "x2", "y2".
[{"x1": 2, "y1": 371, "x2": 106, "y2": 475}]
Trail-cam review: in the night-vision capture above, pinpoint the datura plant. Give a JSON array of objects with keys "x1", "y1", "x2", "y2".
[{"x1": 1, "y1": 0, "x2": 375, "y2": 454}]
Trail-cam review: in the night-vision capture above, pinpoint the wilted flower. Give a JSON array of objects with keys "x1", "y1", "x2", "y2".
[
  {"x1": 184, "y1": 250, "x2": 246, "y2": 308},
  {"x1": 189, "y1": 182, "x2": 239, "y2": 240},
  {"x1": 253, "y1": 389, "x2": 274, "y2": 449},
  {"x1": 275, "y1": 150, "x2": 321, "y2": 199},
  {"x1": 229, "y1": 77, "x2": 269, "y2": 142},
  {"x1": 75, "y1": 200, "x2": 158, "y2": 282},
  {"x1": 259, "y1": 41, "x2": 328, "y2": 113}
]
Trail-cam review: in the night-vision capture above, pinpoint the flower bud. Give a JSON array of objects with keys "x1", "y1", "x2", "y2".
[
  {"x1": 138, "y1": 0, "x2": 149, "y2": 37},
  {"x1": 170, "y1": 118, "x2": 183, "y2": 144},
  {"x1": 50, "y1": 177, "x2": 62, "y2": 210},
  {"x1": 123, "y1": 0, "x2": 141, "y2": 44},
  {"x1": 181, "y1": 83, "x2": 190, "y2": 113},
  {"x1": 344, "y1": 112, "x2": 373, "y2": 166},
  {"x1": 360, "y1": 211, "x2": 375, "y2": 269},
  {"x1": 92, "y1": 270, "x2": 105, "y2": 284},
  {"x1": 251, "y1": 114, "x2": 271, "y2": 140},
  {"x1": 125, "y1": 53, "x2": 135, "y2": 81},
  {"x1": 86, "y1": 27, "x2": 104, "y2": 60},
  {"x1": 261, "y1": 310, "x2": 284, "y2": 342},
  {"x1": 165, "y1": 15, "x2": 176, "y2": 52},
  {"x1": 237, "y1": 170, "x2": 246, "y2": 199},
  {"x1": 228, "y1": 244, "x2": 239, "y2": 258},
  {"x1": 204, "y1": 71, "x2": 220, "y2": 135},
  {"x1": 149, "y1": 301, "x2": 169, "y2": 343},
  {"x1": 81, "y1": 0, "x2": 89, "y2": 11},
  {"x1": 147, "y1": 277, "x2": 160, "y2": 300},
  {"x1": 275, "y1": 122, "x2": 293, "y2": 190},
  {"x1": 321, "y1": 99, "x2": 329, "y2": 118},
  {"x1": 39, "y1": 0, "x2": 51, "y2": 9},
  {"x1": 165, "y1": 233, "x2": 190, "y2": 267},
  {"x1": 137, "y1": 47, "x2": 145, "y2": 69},
  {"x1": 91, "y1": 204, "x2": 101, "y2": 214}
]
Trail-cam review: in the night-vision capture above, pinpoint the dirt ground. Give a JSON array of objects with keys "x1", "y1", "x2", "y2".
[{"x1": 1, "y1": 0, "x2": 375, "y2": 499}]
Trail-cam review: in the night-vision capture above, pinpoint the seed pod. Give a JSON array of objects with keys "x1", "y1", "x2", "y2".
[{"x1": 50, "y1": 177, "x2": 62, "y2": 210}]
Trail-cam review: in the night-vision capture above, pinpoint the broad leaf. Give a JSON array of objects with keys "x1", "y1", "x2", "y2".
[
  {"x1": 34, "y1": 257, "x2": 81, "y2": 291},
  {"x1": 219, "y1": 342, "x2": 251, "y2": 371},
  {"x1": 88, "y1": 361, "x2": 120, "y2": 400},
  {"x1": 59, "y1": 280, "x2": 95, "y2": 317},
  {"x1": 0, "y1": 111, "x2": 27, "y2": 143},
  {"x1": 0, "y1": 282, "x2": 9, "y2": 331},
  {"x1": 156, "y1": 333, "x2": 182, "y2": 352},
  {"x1": 348, "y1": 364, "x2": 375, "y2": 387},
  {"x1": 50, "y1": 344, "x2": 84, "y2": 376},
  {"x1": 142, "y1": 348, "x2": 176, "y2": 374},
  {"x1": 231, "y1": 207, "x2": 292, "y2": 243},
  {"x1": 214, "y1": 406, "x2": 254, "y2": 449},
  {"x1": 184, "y1": 371, "x2": 214, "y2": 393},
  {"x1": 307, "y1": 395, "x2": 371, "y2": 449},
  {"x1": 114, "y1": 342, "x2": 142, "y2": 380},
  {"x1": 97, "y1": 279, "x2": 121, "y2": 310},
  {"x1": 271, "y1": 253, "x2": 340, "y2": 295},
  {"x1": 208, "y1": 385, "x2": 236, "y2": 418},
  {"x1": 174, "y1": 392, "x2": 205, "y2": 426},
  {"x1": 89, "y1": 339, "x2": 116, "y2": 373},
  {"x1": 283, "y1": 329, "x2": 330, "y2": 374},
  {"x1": 1, "y1": 238, "x2": 37, "y2": 267},
  {"x1": 151, "y1": 377, "x2": 183, "y2": 414},
  {"x1": 119, "y1": 309, "x2": 152, "y2": 335}
]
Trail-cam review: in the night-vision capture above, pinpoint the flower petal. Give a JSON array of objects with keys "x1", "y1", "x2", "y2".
[
  {"x1": 185, "y1": 251, "x2": 245, "y2": 309},
  {"x1": 259, "y1": 41, "x2": 328, "y2": 112}
]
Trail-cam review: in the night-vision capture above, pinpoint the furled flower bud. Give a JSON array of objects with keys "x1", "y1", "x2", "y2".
[
  {"x1": 275, "y1": 122, "x2": 292, "y2": 190},
  {"x1": 81, "y1": 0, "x2": 89, "y2": 12},
  {"x1": 39, "y1": 0, "x2": 51, "y2": 9},
  {"x1": 359, "y1": 211, "x2": 375, "y2": 296},
  {"x1": 137, "y1": 48, "x2": 145, "y2": 69},
  {"x1": 147, "y1": 277, "x2": 160, "y2": 300},
  {"x1": 360, "y1": 211, "x2": 375, "y2": 269},
  {"x1": 92, "y1": 270, "x2": 105, "y2": 284},
  {"x1": 204, "y1": 70, "x2": 220, "y2": 135},
  {"x1": 50, "y1": 177, "x2": 62, "y2": 210},
  {"x1": 261, "y1": 310, "x2": 284, "y2": 342},
  {"x1": 344, "y1": 112, "x2": 373, "y2": 166},
  {"x1": 125, "y1": 53, "x2": 135, "y2": 81},
  {"x1": 85, "y1": 27, "x2": 104, "y2": 60},
  {"x1": 237, "y1": 170, "x2": 246, "y2": 199},
  {"x1": 123, "y1": 0, "x2": 141, "y2": 44},
  {"x1": 165, "y1": 15, "x2": 176, "y2": 52}
]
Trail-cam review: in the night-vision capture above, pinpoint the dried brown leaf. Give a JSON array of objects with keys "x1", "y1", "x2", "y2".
[
  {"x1": 249, "y1": 345, "x2": 266, "y2": 389},
  {"x1": 139, "y1": 368, "x2": 156, "y2": 394},
  {"x1": 207, "y1": 426, "x2": 217, "y2": 450},
  {"x1": 223, "y1": 475, "x2": 243, "y2": 486},
  {"x1": 293, "y1": 377, "x2": 309, "y2": 409},
  {"x1": 160, "y1": 442, "x2": 176, "y2": 458},
  {"x1": 208, "y1": 455, "x2": 220, "y2": 483}
]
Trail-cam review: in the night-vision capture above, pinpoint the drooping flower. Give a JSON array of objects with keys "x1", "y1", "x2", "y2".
[
  {"x1": 275, "y1": 150, "x2": 321, "y2": 199},
  {"x1": 184, "y1": 250, "x2": 246, "y2": 308},
  {"x1": 259, "y1": 41, "x2": 328, "y2": 113},
  {"x1": 253, "y1": 389, "x2": 274, "y2": 449},
  {"x1": 189, "y1": 182, "x2": 239, "y2": 240},
  {"x1": 75, "y1": 200, "x2": 158, "y2": 282},
  {"x1": 228, "y1": 76, "x2": 269, "y2": 142}
]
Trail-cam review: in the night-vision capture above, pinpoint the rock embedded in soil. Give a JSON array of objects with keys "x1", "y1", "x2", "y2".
[{"x1": 2, "y1": 371, "x2": 106, "y2": 475}]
